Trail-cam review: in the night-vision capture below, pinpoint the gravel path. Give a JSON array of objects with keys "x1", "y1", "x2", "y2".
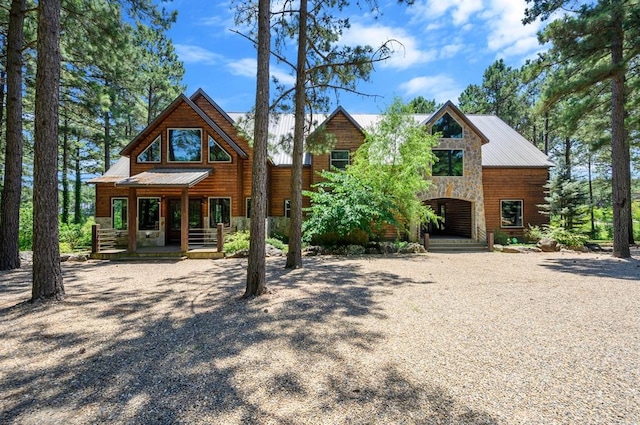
[{"x1": 1, "y1": 250, "x2": 639, "y2": 424}]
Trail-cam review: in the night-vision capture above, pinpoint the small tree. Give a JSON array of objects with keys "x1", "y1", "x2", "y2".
[
  {"x1": 539, "y1": 161, "x2": 589, "y2": 231},
  {"x1": 304, "y1": 99, "x2": 439, "y2": 242}
]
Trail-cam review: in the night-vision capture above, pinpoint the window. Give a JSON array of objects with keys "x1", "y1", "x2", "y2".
[
  {"x1": 501, "y1": 200, "x2": 523, "y2": 228},
  {"x1": 330, "y1": 150, "x2": 349, "y2": 169},
  {"x1": 432, "y1": 112, "x2": 463, "y2": 138},
  {"x1": 208, "y1": 135, "x2": 232, "y2": 162},
  {"x1": 209, "y1": 198, "x2": 231, "y2": 227},
  {"x1": 246, "y1": 198, "x2": 251, "y2": 218},
  {"x1": 138, "y1": 197, "x2": 160, "y2": 231},
  {"x1": 168, "y1": 128, "x2": 202, "y2": 162},
  {"x1": 137, "y1": 136, "x2": 160, "y2": 163},
  {"x1": 432, "y1": 150, "x2": 463, "y2": 176},
  {"x1": 111, "y1": 198, "x2": 127, "y2": 230},
  {"x1": 284, "y1": 199, "x2": 291, "y2": 218}
]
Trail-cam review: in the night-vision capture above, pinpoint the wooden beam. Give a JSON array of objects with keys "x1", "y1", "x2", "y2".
[
  {"x1": 128, "y1": 187, "x2": 137, "y2": 253},
  {"x1": 181, "y1": 188, "x2": 189, "y2": 252}
]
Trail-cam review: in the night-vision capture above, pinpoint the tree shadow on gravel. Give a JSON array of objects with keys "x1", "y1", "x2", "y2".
[
  {"x1": 540, "y1": 255, "x2": 640, "y2": 281},
  {"x1": 0, "y1": 257, "x2": 497, "y2": 424}
]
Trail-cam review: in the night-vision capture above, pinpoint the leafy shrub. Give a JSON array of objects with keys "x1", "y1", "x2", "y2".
[
  {"x1": 526, "y1": 225, "x2": 587, "y2": 247},
  {"x1": 19, "y1": 203, "x2": 34, "y2": 250},
  {"x1": 59, "y1": 218, "x2": 95, "y2": 251},
  {"x1": 266, "y1": 237, "x2": 287, "y2": 252},
  {"x1": 493, "y1": 228, "x2": 510, "y2": 245},
  {"x1": 223, "y1": 231, "x2": 250, "y2": 254}
]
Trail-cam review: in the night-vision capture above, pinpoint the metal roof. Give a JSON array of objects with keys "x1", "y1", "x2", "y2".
[
  {"x1": 468, "y1": 115, "x2": 553, "y2": 167},
  {"x1": 114, "y1": 168, "x2": 211, "y2": 188},
  {"x1": 227, "y1": 111, "x2": 550, "y2": 168},
  {"x1": 86, "y1": 157, "x2": 130, "y2": 184}
]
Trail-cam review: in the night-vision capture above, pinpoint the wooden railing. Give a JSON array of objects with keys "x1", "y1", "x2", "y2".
[
  {"x1": 189, "y1": 223, "x2": 232, "y2": 252},
  {"x1": 92, "y1": 223, "x2": 233, "y2": 253},
  {"x1": 91, "y1": 225, "x2": 127, "y2": 253}
]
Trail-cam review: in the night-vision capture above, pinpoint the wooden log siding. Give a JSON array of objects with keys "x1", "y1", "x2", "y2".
[
  {"x1": 482, "y1": 167, "x2": 549, "y2": 237},
  {"x1": 269, "y1": 166, "x2": 312, "y2": 216},
  {"x1": 311, "y1": 111, "x2": 365, "y2": 186}
]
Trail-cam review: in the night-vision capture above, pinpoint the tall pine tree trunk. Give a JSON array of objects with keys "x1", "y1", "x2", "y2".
[
  {"x1": 244, "y1": 0, "x2": 270, "y2": 297},
  {"x1": 74, "y1": 143, "x2": 82, "y2": 224},
  {"x1": 61, "y1": 116, "x2": 69, "y2": 224},
  {"x1": 610, "y1": 0, "x2": 631, "y2": 258},
  {"x1": 103, "y1": 109, "x2": 111, "y2": 172},
  {"x1": 32, "y1": 0, "x2": 64, "y2": 301},
  {"x1": 0, "y1": 0, "x2": 26, "y2": 271},
  {"x1": 285, "y1": 0, "x2": 307, "y2": 270}
]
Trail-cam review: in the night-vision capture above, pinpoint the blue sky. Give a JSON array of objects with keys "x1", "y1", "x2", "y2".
[{"x1": 165, "y1": 0, "x2": 546, "y2": 113}]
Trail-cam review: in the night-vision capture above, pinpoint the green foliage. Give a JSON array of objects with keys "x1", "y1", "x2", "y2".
[
  {"x1": 493, "y1": 228, "x2": 511, "y2": 245},
  {"x1": 540, "y1": 161, "x2": 589, "y2": 230},
  {"x1": 266, "y1": 237, "x2": 288, "y2": 252},
  {"x1": 19, "y1": 203, "x2": 34, "y2": 251},
  {"x1": 59, "y1": 218, "x2": 95, "y2": 251},
  {"x1": 526, "y1": 225, "x2": 588, "y2": 247},
  {"x1": 223, "y1": 231, "x2": 251, "y2": 254},
  {"x1": 303, "y1": 171, "x2": 392, "y2": 242},
  {"x1": 408, "y1": 96, "x2": 439, "y2": 113},
  {"x1": 304, "y1": 99, "x2": 439, "y2": 242},
  {"x1": 222, "y1": 231, "x2": 289, "y2": 253}
]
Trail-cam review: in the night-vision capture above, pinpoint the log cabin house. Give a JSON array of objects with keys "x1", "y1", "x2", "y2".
[{"x1": 88, "y1": 89, "x2": 551, "y2": 254}]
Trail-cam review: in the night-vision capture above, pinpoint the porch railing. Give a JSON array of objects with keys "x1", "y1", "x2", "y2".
[
  {"x1": 188, "y1": 224, "x2": 232, "y2": 252},
  {"x1": 91, "y1": 225, "x2": 128, "y2": 253}
]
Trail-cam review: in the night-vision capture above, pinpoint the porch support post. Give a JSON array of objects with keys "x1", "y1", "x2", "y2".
[
  {"x1": 488, "y1": 231, "x2": 494, "y2": 252},
  {"x1": 217, "y1": 223, "x2": 224, "y2": 253},
  {"x1": 181, "y1": 188, "x2": 189, "y2": 252},
  {"x1": 127, "y1": 187, "x2": 137, "y2": 253},
  {"x1": 91, "y1": 224, "x2": 100, "y2": 254}
]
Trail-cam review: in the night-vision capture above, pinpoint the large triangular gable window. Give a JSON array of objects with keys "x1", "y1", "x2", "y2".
[
  {"x1": 432, "y1": 112, "x2": 463, "y2": 138},
  {"x1": 208, "y1": 135, "x2": 231, "y2": 162},
  {"x1": 137, "y1": 135, "x2": 161, "y2": 163}
]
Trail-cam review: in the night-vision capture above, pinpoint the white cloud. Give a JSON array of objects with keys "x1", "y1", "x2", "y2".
[
  {"x1": 175, "y1": 44, "x2": 223, "y2": 65},
  {"x1": 481, "y1": 0, "x2": 544, "y2": 58},
  {"x1": 227, "y1": 58, "x2": 257, "y2": 78},
  {"x1": 228, "y1": 58, "x2": 296, "y2": 86},
  {"x1": 340, "y1": 22, "x2": 436, "y2": 70},
  {"x1": 406, "y1": 0, "x2": 544, "y2": 61},
  {"x1": 399, "y1": 75, "x2": 463, "y2": 104},
  {"x1": 409, "y1": 0, "x2": 482, "y2": 26}
]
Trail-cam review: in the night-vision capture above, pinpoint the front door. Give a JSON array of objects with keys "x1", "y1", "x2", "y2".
[{"x1": 167, "y1": 199, "x2": 203, "y2": 245}]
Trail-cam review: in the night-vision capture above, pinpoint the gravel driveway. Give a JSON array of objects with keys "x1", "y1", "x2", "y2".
[{"x1": 1, "y1": 250, "x2": 639, "y2": 424}]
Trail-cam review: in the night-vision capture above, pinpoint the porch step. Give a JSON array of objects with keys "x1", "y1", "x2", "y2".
[{"x1": 427, "y1": 239, "x2": 488, "y2": 253}]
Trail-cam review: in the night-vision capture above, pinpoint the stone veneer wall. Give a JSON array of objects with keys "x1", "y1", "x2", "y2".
[{"x1": 420, "y1": 123, "x2": 487, "y2": 242}]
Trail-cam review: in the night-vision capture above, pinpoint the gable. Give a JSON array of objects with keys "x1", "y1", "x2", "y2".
[
  {"x1": 425, "y1": 101, "x2": 489, "y2": 145},
  {"x1": 121, "y1": 94, "x2": 247, "y2": 160}
]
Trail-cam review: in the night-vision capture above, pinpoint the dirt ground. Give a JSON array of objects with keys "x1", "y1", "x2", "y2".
[{"x1": 1, "y1": 250, "x2": 639, "y2": 424}]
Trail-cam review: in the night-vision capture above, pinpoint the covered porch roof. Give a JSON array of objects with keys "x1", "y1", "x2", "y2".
[{"x1": 114, "y1": 168, "x2": 211, "y2": 188}]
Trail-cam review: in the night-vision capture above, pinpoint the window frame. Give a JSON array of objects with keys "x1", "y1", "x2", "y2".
[
  {"x1": 111, "y1": 198, "x2": 128, "y2": 230},
  {"x1": 167, "y1": 128, "x2": 203, "y2": 163},
  {"x1": 209, "y1": 197, "x2": 232, "y2": 227},
  {"x1": 208, "y1": 135, "x2": 232, "y2": 163},
  {"x1": 137, "y1": 135, "x2": 161, "y2": 163},
  {"x1": 432, "y1": 112, "x2": 463, "y2": 138},
  {"x1": 500, "y1": 199, "x2": 524, "y2": 229},
  {"x1": 138, "y1": 197, "x2": 161, "y2": 231},
  {"x1": 330, "y1": 150, "x2": 350, "y2": 169},
  {"x1": 432, "y1": 149, "x2": 464, "y2": 176},
  {"x1": 284, "y1": 199, "x2": 291, "y2": 218}
]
